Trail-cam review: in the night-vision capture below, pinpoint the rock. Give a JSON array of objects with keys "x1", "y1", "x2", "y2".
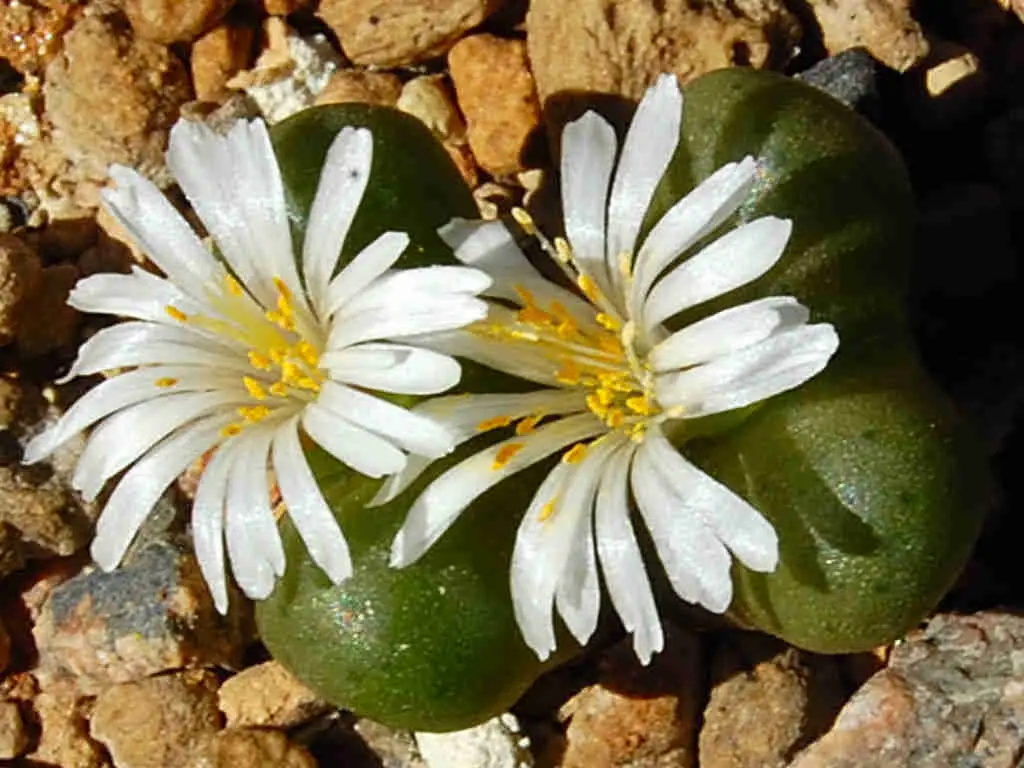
[
  {"x1": 0, "y1": 232, "x2": 42, "y2": 345},
  {"x1": 33, "y1": 538, "x2": 251, "y2": 695},
  {"x1": 90, "y1": 670, "x2": 222, "y2": 768},
  {"x1": 0, "y1": 616, "x2": 9, "y2": 673},
  {"x1": 28, "y1": 680, "x2": 109, "y2": 768},
  {"x1": 15, "y1": 262, "x2": 81, "y2": 356},
  {"x1": 193, "y1": 727, "x2": 317, "y2": 768},
  {"x1": 698, "y1": 634, "x2": 847, "y2": 768},
  {"x1": 526, "y1": 0, "x2": 800, "y2": 134},
  {"x1": 803, "y1": 0, "x2": 929, "y2": 72},
  {"x1": 398, "y1": 74, "x2": 465, "y2": 143},
  {"x1": 0, "y1": 92, "x2": 41, "y2": 199},
  {"x1": 355, "y1": 718, "x2": 426, "y2": 767},
  {"x1": 218, "y1": 660, "x2": 330, "y2": 729},
  {"x1": 415, "y1": 714, "x2": 532, "y2": 768},
  {"x1": 473, "y1": 182, "x2": 517, "y2": 220},
  {"x1": 315, "y1": 69, "x2": 404, "y2": 107},
  {"x1": 558, "y1": 625, "x2": 702, "y2": 768},
  {"x1": 263, "y1": 0, "x2": 315, "y2": 14},
  {"x1": 319, "y1": 0, "x2": 508, "y2": 67},
  {"x1": 123, "y1": 0, "x2": 236, "y2": 44},
  {"x1": 796, "y1": 48, "x2": 884, "y2": 120},
  {"x1": 191, "y1": 21, "x2": 256, "y2": 103},
  {"x1": 916, "y1": 41, "x2": 987, "y2": 124},
  {"x1": 792, "y1": 612, "x2": 1024, "y2": 767},
  {"x1": 44, "y1": 14, "x2": 192, "y2": 187},
  {"x1": 0, "y1": 699, "x2": 30, "y2": 760},
  {"x1": 448, "y1": 35, "x2": 542, "y2": 177},
  {"x1": 0, "y1": 0, "x2": 81, "y2": 75}
]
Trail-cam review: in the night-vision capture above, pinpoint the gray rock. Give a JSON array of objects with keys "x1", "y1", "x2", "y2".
[{"x1": 796, "y1": 48, "x2": 883, "y2": 120}]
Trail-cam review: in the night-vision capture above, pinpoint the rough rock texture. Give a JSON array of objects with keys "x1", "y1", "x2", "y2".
[
  {"x1": 355, "y1": 718, "x2": 427, "y2": 768},
  {"x1": 527, "y1": 0, "x2": 800, "y2": 134},
  {"x1": 804, "y1": 0, "x2": 929, "y2": 72},
  {"x1": 0, "y1": 232, "x2": 42, "y2": 345},
  {"x1": 218, "y1": 661, "x2": 330, "y2": 728},
  {"x1": 28, "y1": 680, "x2": 109, "y2": 768},
  {"x1": 792, "y1": 612, "x2": 1024, "y2": 767},
  {"x1": 449, "y1": 35, "x2": 542, "y2": 177},
  {"x1": 0, "y1": 699, "x2": 30, "y2": 759},
  {"x1": 558, "y1": 627, "x2": 702, "y2": 768},
  {"x1": 319, "y1": 0, "x2": 508, "y2": 67},
  {"x1": 44, "y1": 14, "x2": 192, "y2": 186},
  {"x1": 193, "y1": 727, "x2": 318, "y2": 767},
  {"x1": 0, "y1": 0, "x2": 82, "y2": 75},
  {"x1": 415, "y1": 714, "x2": 532, "y2": 768},
  {"x1": 397, "y1": 74, "x2": 465, "y2": 142},
  {"x1": 796, "y1": 48, "x2": 883, "y2": 119},
  {"x1": 122, "y1": 0, "x2": 236, "y2": 44},
  {"x1": 33, "y1": 538, "x2": 251, "y2": 694},
  {"x1": 315, "y1": 69, "x2": 404, "y2": 107},
  {"x1": 699, "y1": 634, "x2": 848, "y2": 767},
  {"x1": 191, "y1": 21, "x2": 256, "y2": 103},
  {"x1": 15, "y1": 262, "x2": 80, "y2": 356},
  {"x1": 90, "y1": 670, "x2": 222, "y2": 768}
]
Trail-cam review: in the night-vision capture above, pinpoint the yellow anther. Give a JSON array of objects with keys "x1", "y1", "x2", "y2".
[
  {"x1": 221, "y1": 424, "x2": 243, "y2": 438},
  {"x1": 556, "y1": 320, "x2": 578, "y2": 339},
  {"x1": 511, "y1": 207, "x2": 536, "y2": 235},
  {"x1": 577, "y1": 274, "x2": 601, "y2": 303},
  {"x1": 165, "y1": 306, "x2": 188, "y2": 322},
  {"x1": 514, "y1": 284, "x2": 537, "y2": 307},
  {"x1": 555, "y1": 360, "x2": 581, "y2": 385},
  {"x1": 281, "y1": 361, "x2": 301, "y2": 384},
  {"x1": 539, "y1": 499, "x2": 557, "y2": 522},
  {"x1": 296, "y1": 341, "x2": 319, "y2": 366},
  {"x1": 628, "y1": 423, "x2": 646, "y2": 443},
  {"x1": 269, "y1": 348, "x2": 286, "y2": 364},
  {"x1": 492, "y1": 442, "x2": 525, "y2": 470},
  {"x1": 243, "y1": 376, "x2": 268, "y2": 400},
  {"x1": 273, "y1": 276, "x2": 293, "y2": 302},
  {"x1": 596, "y1": 312, "x2": 621, "y2": 331},
  {"x1": 519, "y1": 306, "x2": 554, "y2": 325},
  {"x1": 562, "y1": 443, "x2": 589, "y2": 464},
  {"x1": 296, "y1": 376, "x2": 321, "y2": 392},
  {"x1": 516, "y1": 413, "x2": 544, "y2": 435},
  {"x1": 585, "y1": 392, "x2": 608, "y2": 418},
  {"x1": 269, "y1": 382, "x2": 288, "y2": 397},
  {"x1": 154, "y1": 377, "x2": 178, "y2": 388},
  {"x1": 248, "y1": 351, "x2": 272, "y2": 370},
  {"x1": 477, "y1": 415, "x2": 513, "y2": 432},
  {"x1": 626, "y1": 395, "x2": 657, "y2": 416},
  {"x1": 225, "y1": 275, "x2": 243, "y2": 297},
  {"x1": 238, "y1": 405, "x2": 271, "y2": 423},
  {"x1": 606, "y1": 408, "x2": 625, "y2": 428},
  {"x1": 554, "y1": 237, "x2": 572, "y2": 264},
  {"x1": 596, "y1": 387, "x2": 615, "y2": 406}
]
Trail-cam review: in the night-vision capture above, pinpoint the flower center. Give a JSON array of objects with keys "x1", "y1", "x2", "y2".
[{"x1": 163, "y1": 275, "x2": 326, "y2": 437}]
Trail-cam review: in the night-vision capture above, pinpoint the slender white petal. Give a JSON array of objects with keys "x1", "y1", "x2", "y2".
[
  {"x1": 68, "y1": 268, "x2": 212, "y2": 326},
  {"x1": 323, "y1": 344, "x2": 461, "y2": 395},
  {"x1": 594, "y1": 441, "x2": 664, "y2": 664},
  {"x1": 649, "y1": 296, "x2": 809, "y2": 372},
  {"x1": 191, "y1": 440, "x2": 237, "y2": 615},
  {"x1": 224, "y1": 446, "x2": 276, "y2": 600},
  {"x1": 91, "y1": 415, "x2": 231, "y2": 572},
  {"x1": 301, "y1": 403, "x2": 407, "y2": 478},
  {"x1": 656, "y1": 323, "x2": 839, "y2": 418},
  {"x1": 409, "y1": 330, "x2": 564, "y2": 389},
  {"x1": 390, "y1": 413, "x2": 604, "y2": 568},
  {"x1": 272, "y1": 417, "x2": 352, "y2": 584},
  {"x1": 339, "y1": 266, "x2": 492, "y2": 318},
  {"x1": 643, "y1": 216, "x2": 793, "y2": 332},
  {"x1": 326, "y1": 296, "x2": 488, "y2": 349},
  {"x1": 324, "y1": 232, "x2": 409, "y2": 317},
  {"x1": 561, "y1": 111, "x2": 616, "y2": 295},
  {"x1": 606, "y1": 74, "x2": 683, "y2": 285},
  {"x1": 303, "y1": 127, "x2": 373, "y2": 311},
  {"x1": 630, "y1": 157, "x2": 758, "y2": 317},
  {"x1": 234, "y1": 425, "x2": 286, "y2": 577}
]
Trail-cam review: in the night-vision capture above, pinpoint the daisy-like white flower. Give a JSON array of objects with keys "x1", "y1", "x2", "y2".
[
  {"x1": 381, "y1": 74, "x2": 839, "y2": 664},
  {"x1": 22, "y1": 118, "x2": 491, "y2": 613}
]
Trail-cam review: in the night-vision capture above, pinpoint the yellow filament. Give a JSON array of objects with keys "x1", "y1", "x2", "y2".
[
  {"x1": 596, "y1": 313, "x2": 621, "y2": 331},
  {"x1": 225, "y1": 275, "x2": 243, "y2": 297},
  {"x1": 492, "y1": 442, "x2": 525, "y2": 470}
]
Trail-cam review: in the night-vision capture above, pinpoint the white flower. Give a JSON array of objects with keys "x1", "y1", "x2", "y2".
[
  {"x1": 381, "y1": 75, "x2": 839, "y2": 664},
  {"x1": 23, "y1": 118, "x2": 491, "y2": 613}
]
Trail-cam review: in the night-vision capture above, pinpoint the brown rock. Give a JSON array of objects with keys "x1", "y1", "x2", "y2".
[
  {"x1": 319, "y1": 0, "x2": 507, "y2": 67},
  {"x1": 699, "y1": 634, "x2": 847, "y2": 768},
  {"x1": 263, "y1": 0, "x2": 315, "y2": 14},
  {"x1": 0, "y1": 0, "x2": 82, "y2": 75},
  {"x1": 33, "y1": 538, "x2": 252, "y2": 695},
  {"x1": 804, "y1": 0, "x2": 929, "y2": 72},
  {"x1": 218, "y1": 661, "x2": 330, "y2": 729},
  {"x1": 398, "y1": 74, "x2": 466, "y2": 141},
  {"x1": 793, "y1": 612, "x2": 1024, "y2": 767},
  {"x1": 527, "y1": 0, "x2": 800, "y2": 134},
  {"x1": 90, "y1": 670, "x2": 222, "y2": 768},
  {"x1": 191, "y1": 21, "x2": 256, "y2": 103},
  {"x1": 15, "y1": 262, "x2": 81, "y2": 356},
  {"x1": 123, "y1": 0, "x2": 236, "y2": 44},
  {"x1": 193, "y1": 727, "x2": 317, "y2": 768},
  {"x1": 0, "y1": 616, "x2": 9, "y2": 674},
  {"x1": 315, "y1": 69, "x2": 404, "y2": 107},
  {"x1": 28, "y1": 680, "x2": 109, "y2": 768},
  {"x1": 355, "y1": 718, "x2": 426, "y2": 767},
  {"x1": 449, "y1": 35, "x2": 541, "y2": 177},
  {"x1": 0, "y1": 232, "x2": 43, "y2": 345},
  {"x1": 0, "y1": 699, "x2": 30, "y2": 760},
  {"x1": 559, "y1": 625, "x2": 702, "y2": 767},
  {"x1": 44, "y1": 14, "x2": 192, "y2": 187}
]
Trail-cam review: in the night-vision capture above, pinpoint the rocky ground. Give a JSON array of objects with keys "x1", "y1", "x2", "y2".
[{"x1": 2, "y1": 0, "x2": 1024, "y2": 766}]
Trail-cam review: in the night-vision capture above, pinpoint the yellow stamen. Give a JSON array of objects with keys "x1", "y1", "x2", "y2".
[
  {"x1": 477, "y1": 415, "x2": 513, "y2": 432},
  {"x1": 618, "y1": 250, "x2": 632, "y2": 278},
  {"x1": 296, "y1": 341, "x2": 319, "y2": 366},
  {"x1": 596, "y1": 312, "x2": 621, "y2": 331},
  {"x1": 154, "y1": 377, "x2": 178, "y2": 388},
  {"x1": 539, "y1": 499, "x2": 557, "y2": 522},
  {"x1": 514, "y1": 284, "x2": 537, "y2": 307},
  {"x1": 225, "y1": 275, "x2": 243, "y2": 297},
  {"x1": 296, "y1": 377, "x2": 320, "y2": 392},
  {"x1": 281, "y1": 361, "x2": 302, "y2": 385},
  {"x1": 562, "y1": 443, "x2": 589, "y2": 464},
  {"x1": 554, "y1": 237, "x2": 572, "y2": 263},
  {"x1": 238, "y1": 405, "x2": 271, "y2": 423},
  {"x1": 516, "y1": 414, "x2": 544, "y2": 435},
  {"x1": 585, "y1": 392, "x2": 609, "y2": 418},
  {"x1": 243, "y1": 376, "x2": 268, "y2": 400},
  {"x1": 492, "y1": 442, "x2": 525, "y2": 470},
  {"x1": 269, "y1": 382, "x2": 288, "y2": 397},
  {"x1": 626, "y1": 395, "x2": 657, "y2": 416},
  {"x1": 555, "y1": 360, "x2": 582, "y2": 385},
  {"x1": 221, "y1": 424, "x2": 243, "y2": 438},
  {"x1": 165, "y1": 306, "x2": 188, "y2": 322},
  {"x1": 273, "y1": 276, "x2": 293, "y2": 302},
  {"x1": 248, "y1": 351, "x2": 272, "y2": 370},
  {"x1": 606, "y1": 408, "x2": 625, "y2": 428},
  {"x1": 577, "y1": 274, "x2": 600, "y2": 303},
  {"x1": 511, "y1": 207, "x2": 536, "y2": 235}
]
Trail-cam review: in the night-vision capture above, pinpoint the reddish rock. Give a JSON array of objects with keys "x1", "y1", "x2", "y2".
[
  {"x1": 123, "y1": 0, "x2": 236, "y2": 45},
  {"x1": 0, "y1": 0, "x2": 82, "y2": 75},
  {"x1": 191, "y1": 21, "x2": 256, "y2": 103}
]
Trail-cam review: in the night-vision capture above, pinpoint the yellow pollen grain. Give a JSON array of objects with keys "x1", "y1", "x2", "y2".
[
  {"x1": 577, "y1": 274, "x2": 600, "y2": 302},
  {"x1": 562, "y1": 443, "x2": 588, "y2": 464},
  {"x1": 492, "y1": 442, "x2": 525, "y2": 470},
  {"x1": 154, "y1": 377, "x2": 178, "y2": 388},
  {"x1": 596, "y1": 312, "x2": 621, "y2": 331},
  {"x1": 243, "y1": 376, "x2": 268, "y2": 400},
  {"x1": 281, "y1": 361, "x2": 301, "y2": 384},
  {"x1": 269, "y1": 382, "x2": 288, "y2": 397},
  {"x1": 165, "y1": 306, "x2": 188, "y2": 322},
  {"x1": 554, "y1": 237, "x2": 572, "y2": 264},
  {"x1": 248, "y1": 351, "x2": 272, "y2": 370},
  {"x1": 519, "y1": 306, "x2": 553, "y2": 325},
  {"x1": 539, "y1": 499, "x2": 557, "y2": 522},
  {"x1": 296, "y1": 376, "x2": 320, "y2": 392},
  {"x1": 626, "y1": 395, "x2": 656, "y2": 415},
  {"x1": 586, "y1": 392, "x2": 609, "y2": 418},
  {"x1": 477, "y1": 415, "x2": 513, "y2": 432},
  {"x1": 221, "y1": 424, "x2": 243, "y2": 438},
  {"x1": 555, "y1": 360, "x2": 582, "y2": 385},
  {"x1": 516, "y1": 413, "x2": 544, "y2": 435},
  {"x1": 596, "y1": 387, "x2": 615, "y2": 406},
  {"x1": 296, "y1": 341, "x2": 319, "y2": 366},
  {"x1": 514, "y1": 284, "x2": 537, "y2": 307},
  {"x1": 273, "y1": 277, "x2": 293, "y2": 301},
  {"x1": 225, "y1": 275, "x2": 243, "y2": 297},
  {"x1": 606, "y1": 408, "x2": 625, "y2": 428},
  {"x1": 511, "y1": 207, "x2": 536, "y2": 235},
  {"x1": 238, "y1": 405, "x2": 271, "y2": 423}
]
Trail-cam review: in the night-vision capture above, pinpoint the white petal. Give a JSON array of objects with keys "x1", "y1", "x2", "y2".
[
  {"x1": 102, "y1": 166, "x2": 225, "y2": 301},
  {"x1": 224, "y1": 446, "x2": 276, "y2": 600},
  {"x1": 301, "y1": 403, "x2": 407, "y2": 478},
  {"x1": 322, "y1": 343, "x2": 462, "y2": 395},
  {"x1": 272, "y1": 417, "x2": 352, "y2": 584},
  {"x1": 655, "y1": 323, "x2": 839, "y2": 418},
  {"x1": 649, "y1": 296, "x2": 808, "y2": 372},
  {"x1": 509, "y1": 462, "x2": 573, "y2": 660},
  {"x1": 630, "y1": 157, "x2": 758, "y2": 317},
  {"x1": 191, "y1": 441, "x2": 237, "y2": 614},
  {"x1": 338, "y1": 266, "x2": 491, "y2": 318},
  {"x1": 643, "y1": 216, "x2": 793, "y2": 332},
  {"x1": 303, "y1": 127, "x2": 373, "y2": 311},
  {"x1": 68, "y1": 267, "x2": 212, "y2": 326},
  {"x1": 317, "y1": 381, "x2": 454, "y2": 458},
  {"x1": 631, "y1": 436, "x2": 733, "y2": 612},
  {"x1": 606, "y1": 74, "x2": 682, "y2": 287},
  {"x1": 324, "y1": 232, "x2": 409, "y2": 318},
  {"x1": 327, "y1": 296, "x2": 488, "y2": 349},
  {"x1": 594, "y1": 441, "x2": 664, "y2": 664},
  {"x1": 230, "y1": 425, "x2": 286, "y2": 578},
  {"x1": 389, "y1": 412, "x2": 605, "y2": 568},
  {"x1": 642, "y1": 429, "x2": 777, "y2": 572},
  {"x1": 91, "y1": 414, "x2": 230, "y2": 572},
  {"x1": 561, "y1": 111, "x2": 616, "y2": 296}
]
